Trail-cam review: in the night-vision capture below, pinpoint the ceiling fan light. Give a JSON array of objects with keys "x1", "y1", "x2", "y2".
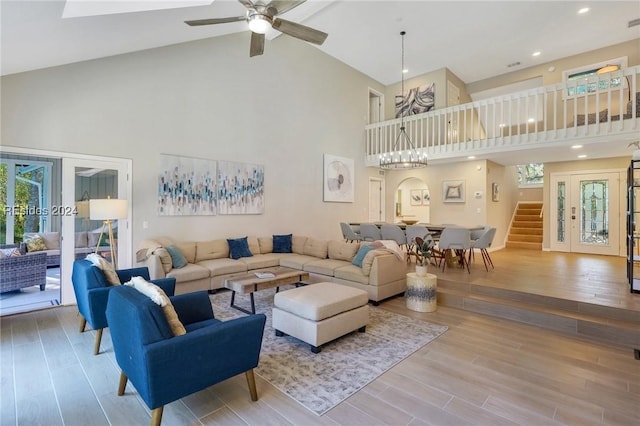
[{"x1": 248, "y1": 15, "x2": 271, "y2": 34}]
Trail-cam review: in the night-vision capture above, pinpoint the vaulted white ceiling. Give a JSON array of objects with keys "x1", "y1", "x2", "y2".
[{"x1": 2, "y1": 1, "x2": 639, "y2": 85}]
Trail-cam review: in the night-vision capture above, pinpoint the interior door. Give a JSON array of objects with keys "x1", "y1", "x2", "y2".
[
  {"x1": 61, "y1": 158, "x2": 130, "y2": 305},
  {"x1": 550, "y1": 171, "x2": 623, "y2": 255},
  {"x1": 368, "y1": 178, "x2": 384, "y2": 222}
]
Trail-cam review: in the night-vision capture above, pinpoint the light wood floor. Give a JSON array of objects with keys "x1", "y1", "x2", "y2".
[{"x1": 1, "y1": 249, "x2": 639, "y2": 425}]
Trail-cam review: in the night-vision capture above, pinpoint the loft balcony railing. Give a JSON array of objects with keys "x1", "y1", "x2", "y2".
[{"x1": 365, "y1": 65, "x2": 640, "y2": 166}]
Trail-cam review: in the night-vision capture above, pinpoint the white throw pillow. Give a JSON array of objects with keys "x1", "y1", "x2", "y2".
[
  {"x1": 85, "y1": 253, "x2": 120, "y2": 285},
  {"x1": 125, "y1": 276, "x2": 186, "y2": 336}
]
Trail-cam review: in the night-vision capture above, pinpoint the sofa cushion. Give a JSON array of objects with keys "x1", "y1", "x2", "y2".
[
  {"x1": 166, "y1": 245, "x2": 188, "y2": 269},
  {"x1": 167, "y1": 263, "x2": 210, "y2": 283},
  {"x1": 87, "y1": 232, "x2": 109, "y2": 248},
  {"x1": 25, "y1": 232, "x2": 60, "y2": 250},
  {"x1": 153, "y1": 247, "x2": 173, "y2": 273},
  {"x1": 176, "y1": 241, "x2": 197, "y2": 264},
  {"x1": 247, "y1": 236, "x2": 260, "y2": 255},
  {"x1": 334, "y1": 264, "x2": 370, "y2": 284},
  {"x1": 303, "y1": 258, "x2": 348, "y2": 276},
  {"x1": 279, "y1": 254, "x2": 321, "y2": 270},
  {"x1": 328, "y1": 240, "x2": 359, "y2": 262},
  {"x1": 228, "y1": 237, "x2": 253, "y2": 260},
  {"x1": 196, "y1": 239, "x2": 229, "y2": 262},
  {"x1": 25, "y1": 235, "x2": 47, "y2": 252},
  {"x1": 197, "y1": 258, "x2": 248, "y2": 276},
  {"x1": 239, "y1": 254, "x2": 281, "y2": 270},
  {"x1": 292, "y1": 235, "x2": 307, "y2": 254},
  {"x1": 258, "y1": 237, "x2": 273, "y2": 254},
  {"x1": 273, "y1": 234, "x2": 292, "y2": 253},
  {"x1": 352, "y1": 245, "x2": 375, "y2": 267},
  {"x1": 303, "y1": 238, "x2": 328, "y2": 259},
  {"x1": 75, "y1": 232, "x2": 88, "y2": 248}
]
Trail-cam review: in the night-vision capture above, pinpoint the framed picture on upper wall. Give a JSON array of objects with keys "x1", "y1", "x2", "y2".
[
  {"x1": 323, "y1": 154, "x2": 354, "y2": 202},
  {"x1": 492, "y1": 182, "x2": 500, "y2": 202},
  {"x1": 442, "y1": 180, "x2": 465, "y2": 203},
  {"x1": 422, "y1": 189, "x2": 431, "y2": 205},
  {"x1": 158, "y1": 154, "x2": 217, "y2": 216}
]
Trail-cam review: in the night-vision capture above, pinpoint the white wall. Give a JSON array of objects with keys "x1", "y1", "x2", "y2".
[{"x1": 1, "y1": 33, "x2": 386, "y2": 253}]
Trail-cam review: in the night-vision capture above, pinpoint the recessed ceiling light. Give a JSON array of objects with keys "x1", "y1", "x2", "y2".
[
  {"x1": 468, "y1": 156, "x2": 476, "y2": 159},
  {"x1": 571, "y1": 144, "x2": 583, "y2": 149},
  {"x1": 578, "y1": 7, "x2": 590, "y2": 14},
  {"x1": 402, "y1": 69, "x2": 408, "y2": 74},
  {"x1": 527, "y1": 118, "x2": 535, "y2": 123},
  {"x1": 532, "y1": 51, "x2": 541, "y2": 57},
  {"x1": 578, "y1": 154, "x2": 588, "y2": 159}
]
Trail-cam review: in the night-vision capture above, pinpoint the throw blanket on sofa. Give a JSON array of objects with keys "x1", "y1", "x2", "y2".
[{"x1": 375, "y1": 240, "x2": 405, "y2": 261}]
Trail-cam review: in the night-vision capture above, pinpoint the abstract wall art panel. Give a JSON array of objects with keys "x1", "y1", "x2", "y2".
[
  {"x1": 158, "y1": 154, "x2": 217, "y2": 216},
  {"x1": 395, "y1": 82, "x2": 435, "y2": 118},
  {"x1": 217, "y1": 161, "x2": 264, "y2": 214}
]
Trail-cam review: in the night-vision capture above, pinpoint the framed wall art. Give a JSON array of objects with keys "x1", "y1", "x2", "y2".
[
  {"x1": 323, "y1": 154, "x2": 354, "y2": 203},
  {"x1": 217, "y1": 160, "x2": 264, "y2": 214},
  {"x1": 158, "y1": 154, "x2": 217, "y2": 216},
  {"x1": 442, "y1": 180, "x2": 465, "y2": 203},
  {"x1": 422, "y1": 189, "x2": 431, "y2": 205},
  {"x1": 492, "y1": 182, "x2": 500, "y2": 202},
  {"x1": 410, "y1": 189, "x2": 422, "y2": 206}
]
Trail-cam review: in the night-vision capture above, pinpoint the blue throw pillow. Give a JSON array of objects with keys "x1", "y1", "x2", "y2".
[
  {"x1": 272, "y1": 234, "x2": 292, "y2": 253},
  {"x1": 352, "y1": 245, "x2": 374, "y2": 268},
  {"x1": 166, "y1": 245, "x2": 188, "y2": 269},
  {"x1": 228, "y1": 237, "x2": 253, "y2": 260}
]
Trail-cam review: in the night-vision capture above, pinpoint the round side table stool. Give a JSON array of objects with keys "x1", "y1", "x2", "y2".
[{"x1": 405, "y1": 272, "x2": 437, "y2": 312}]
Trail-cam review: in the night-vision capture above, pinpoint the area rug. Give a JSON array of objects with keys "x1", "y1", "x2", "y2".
[{"x1": 210, "y1": 287, "x2": 447, "y2": 415}]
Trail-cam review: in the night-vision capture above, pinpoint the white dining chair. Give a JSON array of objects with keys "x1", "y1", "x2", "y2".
[{"x1": 380, "y1": 224, "x2": 407, "y2": 247}]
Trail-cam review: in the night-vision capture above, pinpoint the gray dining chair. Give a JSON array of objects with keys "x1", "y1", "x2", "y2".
[
  {"x1": 437, "y1": 227, "x2": 471, "y2": 273},
  {"x1": 469, "y1": 227, "x2": 496, "y2": 271},
  {"x1": 380, "y1": 224, "x2": 408, "y2": 251},
  {"x1": 359, "y1": 223, "x2": 382, "y2": 242},
  {"x1": 340, "y1": 222, "x2": 363, "y2": 243}
]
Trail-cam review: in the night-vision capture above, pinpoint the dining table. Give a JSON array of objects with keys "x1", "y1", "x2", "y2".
[{"x1": 348, "y1": 222, "x2": 484, "y2": 232}]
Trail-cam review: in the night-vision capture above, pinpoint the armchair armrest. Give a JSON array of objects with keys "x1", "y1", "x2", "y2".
[
  {"x1": 171, "y1": 291, "x2": 213, "y2": 325},
  {"x1": 86, "y1": 286, "x2": 118, "y2": 329},
  {"x1": 117, "y1": 267, "x2": 151, "y2": 283},
  {"x1": 138, "y1": 254, "x2": 166, "y2": 280}
]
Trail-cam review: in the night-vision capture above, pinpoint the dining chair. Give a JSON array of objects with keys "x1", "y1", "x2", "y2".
[
  {"x1": 405, "y1": 225, "x2": 429, "y2": 262},
  {"x1": 469, "y1": 227, "x2": 496, "y2": 271},
  {"x1": 380, "y1": 224, "x2": 407, "y2": 248},
  {"x1": 437, "y1": 227, "x2": 471, "y2": 273},
  {"x1": 359, "y1": 223, "x2": 382, "y2": 242},
  {"x1": 340, "y1": 222, "x2": 363, "y2": 243}
]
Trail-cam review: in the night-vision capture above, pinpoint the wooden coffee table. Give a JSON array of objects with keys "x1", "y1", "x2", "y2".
[{"x1": 223, "y1": 266, "x2": 310, "y2": 314}]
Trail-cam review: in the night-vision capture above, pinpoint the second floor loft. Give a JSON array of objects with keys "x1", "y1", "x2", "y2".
[{"x1": 365, "y1": 66, "x2": 640, "y2": 167}]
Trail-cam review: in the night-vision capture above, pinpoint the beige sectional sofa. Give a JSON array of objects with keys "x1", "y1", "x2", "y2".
[{"x1": 137, "y1": 235, "x2": 407, "y2": 303}]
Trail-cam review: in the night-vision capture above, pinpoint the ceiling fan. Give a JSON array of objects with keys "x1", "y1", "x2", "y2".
[{"x1": 185, "y1": 0, "x2": 328, "y2": 57}]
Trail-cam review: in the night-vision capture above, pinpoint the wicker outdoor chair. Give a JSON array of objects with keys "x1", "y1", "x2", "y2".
[{"x1": 0, "y1": 245, "x2": 48, "y2": 293}]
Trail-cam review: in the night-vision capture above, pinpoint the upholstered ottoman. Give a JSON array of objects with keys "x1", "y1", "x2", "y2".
[{"x1": 272, "y1": 282, "x2": 369, "y2": 353}]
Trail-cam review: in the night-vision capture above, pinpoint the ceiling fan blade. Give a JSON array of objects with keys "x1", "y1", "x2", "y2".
[
  {"x1": 250, "y1": 32, "x2": 265, "y2": 57},
  {"x1": 267, "y1": 0, "x2": 306, "y2": 15},
  {"x1": 238, "y1": 0, "x2": 256, "y2": 11},
  {"x1": 185, "y1": 16, "x2": 246, "y2": 26},
  {"x1": 272, "y1": 18, "x2": 327, "y2": 45}
]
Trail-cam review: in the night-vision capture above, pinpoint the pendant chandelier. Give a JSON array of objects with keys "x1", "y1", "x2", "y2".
[{"x1": 380, "y1": 31, "x2": 428, "y2": 170}]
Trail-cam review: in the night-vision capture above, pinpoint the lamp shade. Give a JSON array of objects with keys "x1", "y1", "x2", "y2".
[{"x1": 89, "y1": 198, "x2": 128, "y2": 220}]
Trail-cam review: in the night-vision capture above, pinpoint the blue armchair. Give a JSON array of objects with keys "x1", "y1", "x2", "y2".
[
  {"x1": 106, "y1": 286, "x2": 266, "y2": 426},
  {"x1": 71, "y1": 259, "x2": 176, "y2": 355}
]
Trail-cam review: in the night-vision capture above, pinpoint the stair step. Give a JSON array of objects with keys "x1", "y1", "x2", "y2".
[
  {"x1": 511, "y1": 221, "x2": 543, "y2": 229},
  {"x1": 506, "y1": 241, "x2": 542, "y2": 250},
  {"x1": 511, "y1": 227, "x2": 543, "y2": 235},
  {"x1": 508, "y1": 234, "x2": 543, "y2": 243},
  {"x1": 436, "y1": 285, "x2": 640, "y2": 348},
  {"x1": 516, "y1": 209, "x2": 542, "y2": 215},
  {"x1": 514, "y1": 215, "x2": 542, "y2": 222}
]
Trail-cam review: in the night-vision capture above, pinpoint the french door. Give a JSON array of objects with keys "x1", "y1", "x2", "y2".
[{"x1": 550, "y1": 171, "x2": 624, "y2": 256}]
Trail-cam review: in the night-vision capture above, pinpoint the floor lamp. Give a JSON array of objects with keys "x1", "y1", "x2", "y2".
[{"x1": 89, "y1": 198, "x2": 128, "y2": 269}]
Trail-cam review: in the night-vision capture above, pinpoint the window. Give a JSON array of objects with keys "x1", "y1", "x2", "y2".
[
  {"x1": 517, "y1": 163, "x2": 544, "y2": 187},
  {"x1": 563, "y1": 57, "x2": 627, "y2": 97}
]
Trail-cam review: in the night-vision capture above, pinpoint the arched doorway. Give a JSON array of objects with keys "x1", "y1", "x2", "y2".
[{"x1": 395, "y1": 177, "x2": 430, "y2": 223}]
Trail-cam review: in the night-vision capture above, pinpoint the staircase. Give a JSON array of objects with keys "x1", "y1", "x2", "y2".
[{"x1": 506, "y1": 202, "x2": 543, "y2": 250}]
